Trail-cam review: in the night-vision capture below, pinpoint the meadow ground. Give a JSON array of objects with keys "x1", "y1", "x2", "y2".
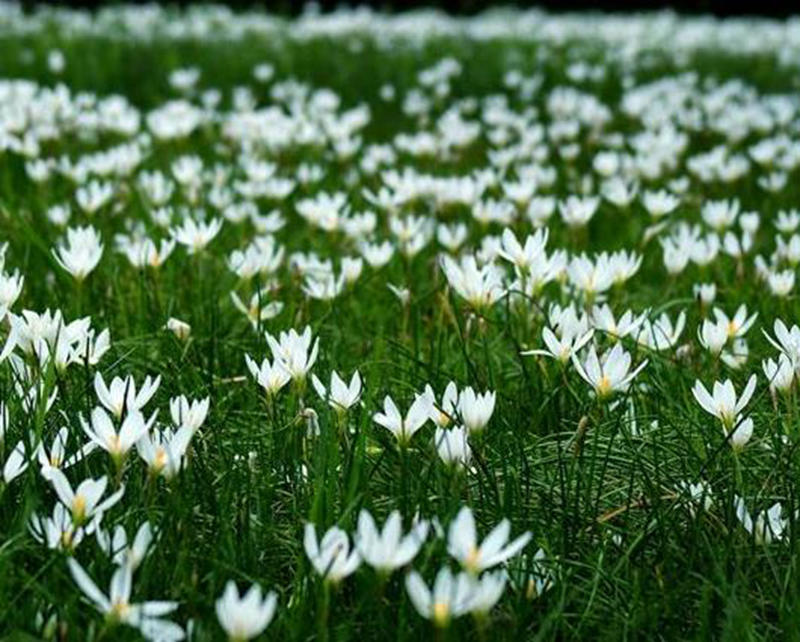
[{"x1": 2, "y1": 5, "x2": 800, "y2": 640}]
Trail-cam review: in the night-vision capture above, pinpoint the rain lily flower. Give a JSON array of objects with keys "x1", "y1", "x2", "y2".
[
  {"x1": 231, "y1": 291, "x2": 283, "y2": 328},
  {"x1": 591, "y1": 305, "x2": 647, "y2": 340},
  {"x1": 463, "y1": 570, "x2": 507, "y2": 616},
  {"x1": 29, "y1": 503, "x2": 90, "y2": 552},
  {"x1": 311, "y1": 370, "x2": 362, "y2": 413},
  {"x1": 697, "y1": 318, "x2": 729, "y2": 356},
  {"x1": 137, "y1": 426, "x2": 193, "y2": 479},
  {"x1": 677, "y1": 480, "x2": 714, "y2": 516},
  {"x1": 3, "y1": 439, "x2": 29, "y2": 483},
  {"x1": 36, "y1": 426, "x2": 95, "y2": 480},
  {"x1": 423, "y1": 381, "x2": 459, "y2": 428},
  {"x1": 440, "y1": 254, "x2": 505, "y2": 311},
  {"x1": 216, "y1": 581, "x2": 278, "y2": 641},
  {"x1": 52, "y1": 225, "x2": 104, "y2": 281},
  {"x1": 734, "y1": 496, "x2": 786, "y2": 544},
  {"x1": 457, "y1": 387, "x2": 496, "y2": 434},
  {"x1": 303, "y1": 523, "x2": 361, "y2": 583},
  {"x1": 94, "y1": 373, "x2": 161, "y2": 420},
  {"x1": 712, "y1": 305, "x2": 757, "y2": 340},
  {"x1": 762, "y1": 355, "x2": 794, "y2": 394},
  {"x1": 165, "y1": 317, "x2": 191, "y2": 341},
  {"x1": 405, "y1": 566, "x2": 472, "y2": 628},
  {"x1": 67, "y1": 559, "x2": 184, "y2": 641},
  {"x1": 169, "y1": 395, "x2": 210, "y2": 433},
  {"x1": 497, "y1": 228, "x2": 548, "y2": 273},
  {"x1": 447, "y1": 506, "x2": 531, "y2": 574},
  {"x1": 637, "y1": 311, "x2": 686, "y2": 351},
  {"x1": 80, "y1": 407, "x2": 152, "y2": 464},
  {"x1": 355, "y1": 509, "x2": 429, "y2": 573},
  {"x1": 245, "y1": 354, "x2": 291, "y2": 397},
  {"x1": 266, "y1": 326, "x2": 319, "y2": 383},
  {"x1": 522, "y1": 326, "x2": 594, "y2": 364},
  {"x1": 726, "y1": 414, "x2": 754, "y2": 451},
  {"x1": 435, "y1": 426, "x2": 472, "y2": 467},
  {"x1": 96, "y1": 521, "x2": 153, "y2": 570},
  {"x1": 572, "y1": 343, "x2": 648, "y2": 400},
  {"x1": 171, "y1": 217, "x2": 223, "y2": 254},
  {"x1": 49, "y1": 469, "x2": 125, "y2": 526},
  {"x1": 692, "y1": 375, "x2": 757, "y2": 430},
  {"x1": 765, "y1": 319, "x2": 800, "y2": 369},
  {"x1": 373, "y1": 394, "x2": 432, "y2": 445}
]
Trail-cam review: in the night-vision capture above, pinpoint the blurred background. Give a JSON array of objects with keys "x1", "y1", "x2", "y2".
[{"x1": 40, "y1": 1, "x2": 799, "y2": 18}]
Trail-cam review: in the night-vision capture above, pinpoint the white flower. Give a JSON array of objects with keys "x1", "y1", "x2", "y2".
[
  {"x1": 29, "y1": 503, "x2": 89, "y2": 552},
  {"x1": 497, "y1": 228, "x2": 548, "y2": 272},
  {"x1": 572, "y1": 343, "x2": 648, "y2": 400},
  {"x1": 36, "y1": 425, "x2": 94, "y2": 480},
  {"x1": 642, "y1": 190, "x2": 680, "y2": 218},
  {"x1": 767, "y1": 269, "x2": 795, "y2": 297},
  {"x1": 80, "y1": 407, "x2": 151, "y2": 462},
  {"x1": 713, "y1": 305, "x2": 757, "y2": 340},
  {"x1": 303, "y1": 523, "x2": 361, "y2": 582},
  {"x1": 231, "y1": 291, "x2": 283, "y2": 328},
  {"x1": 373, "y1": 394, "x2": 431, "y2": 445},
  {"x1": 765, "y1": 319, "x2": 800, "y2": 370},
  {"x1": 677, "y1": 481, "x2": 713, "y2": 516},
  {"x1": 697, "y1": 318, "x2": 728, "y2": 355},
  {"x1": 734, "y1": 496, "x2": 786, "y2": 544},
  {"x1": 117, "y1": 236, "x2": 175, "y2": 269},
  {"x1": 169, "y1": 395, "x2": 210, "y2": 433},
  {"x1": 94, "y1": 373, "x2": 161, "y2": 419},
  {"x1": 458, "y1": 387, "x2": 496, "y2": 434},
  {"x1": 693, "y1": 283, "x2": 717, "y2": 305},
  {"x1": 447, "y1": 506, "x2": 531, "y2": 574},
  {"x1": 266, "y1": 326, "x2": 319, "y2": 382},
  {"x1": 591, "y1": 305, "x2": 647, "y2": 340},
  {"x1": 3, "y1": 438, "x2": 29, "y2": 483},
  {"x1": 49, "y1": 469, "x2": 124, "y2": 525},
  {"x1": 727, "y1": 415, "x2": 754, "y2": 451},
  {"x1": 423, "y1": 381, "x2": 459, "y2": 428},
  {"x1": 522, "y1": 326, "x2": 594, "y2": 364},
  {"x1": 435, "y1": 426, "x2": 472, "y2": 468},
  {"x1": 216, "y1": 581, "x2": 278, "y2": 641},
  {"x1": 311, "y1": 370, "x2": 362, "y2": 413},
  {"x1": 53, "y1": 225, "x2": 104, "y2": 281},
  {"x1": 405, "y1": 566, "x2": 472, "y2": 627},
  {"x1": 355, "y1": 509, "x2": 429, "y2": 573},
  {"x1": 75, "y1": 180, "x2": 114, "y2": 215},
  {"x1": 523, "y1": 548, "x2": 555, "y2": 599},
  {"x1": 165, "y1": 317, "x2": 191, "y2": 341},
  {"x1": 0, "y1": 269, "x2": 23, "y2": 312},
  {"x1": 387, "y1": 283, "x2": 410, "y2": 306},
  {"x1": 137, "y1": 426, "x2": 193, "y2": 479},
  {"x1": 692, "y1": 375, "x2": 757, "y2": 429},
  {"x1": 440, "y1": 254, "x2": 505, "y2": 310},
  {"x1": 702, "y1": 198, "x2": 739, "y2": 231},
  {"x1": 637, "y1": 311, "x2": 686, "y2": 352},
  {"x1": 171, "y1": 217, "x2": 223, "y2": 254},
  {"x1": 763, "y1": 355, "x2": 794, "y2": 393},
  {"x1": 559, "y1": 195, "x2": 599, "y2": 227},
  {"x1": 463, "y1": 570, "x2": 507, "y2": 615},
  {"x1": 567, "y1": 254, "x2": 615, "y2": 299},
  {"x1": 67, "y1": 559, "x2": 184, "y2": 641},
  {"x1": 96, "y1": 521, "x2": 153, "y2": 570},
  {"x1": 244, "y1": 354, "x2": 291, "y2": 396}
]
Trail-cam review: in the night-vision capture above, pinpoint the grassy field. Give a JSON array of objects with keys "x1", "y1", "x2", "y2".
[{"x1": 2, "y1": 5, "x2": 800, "y2": 640}]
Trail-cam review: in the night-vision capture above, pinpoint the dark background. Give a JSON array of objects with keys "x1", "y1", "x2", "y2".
[{"x1": 33, "y1": 0, "x2": 799, "y2": 18}]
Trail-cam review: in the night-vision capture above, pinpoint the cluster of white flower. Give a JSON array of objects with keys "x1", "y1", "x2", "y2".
[{"x1": 2, "y1": 4, "x2": 800, "y2": 639}]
